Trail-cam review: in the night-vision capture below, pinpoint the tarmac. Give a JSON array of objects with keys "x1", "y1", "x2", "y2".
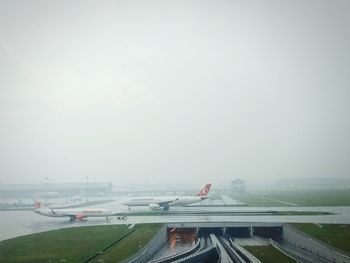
[{"x1": 1, "y1": 198, "x2": 350, "y2": 241}]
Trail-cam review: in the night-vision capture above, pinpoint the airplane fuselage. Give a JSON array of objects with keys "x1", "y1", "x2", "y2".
[
  {"x1": 34, "y1": 208, "x2": 115, "y2": 218},
  {"x1": 122, "y1": 196, "x2": 207, "y2": 207},
  {"x1": 122, "y1": 183, "x2": 212, "y2": 211}
]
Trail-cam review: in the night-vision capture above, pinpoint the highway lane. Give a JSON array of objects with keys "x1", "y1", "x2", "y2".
[
  {"x1": 209, "y1": 234, "x2": 234, "y2": 263},
  {"x1": 1, "y1": 203, "x2": 350, "y2": 241}
]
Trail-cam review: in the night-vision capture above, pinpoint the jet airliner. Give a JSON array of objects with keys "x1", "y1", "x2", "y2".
[
  {"x1": 34, "y1": 202, "x2": 125, "y2": 221},
  {"x1": 122, "y1": 183, "x2": 212, "y2": 211}
]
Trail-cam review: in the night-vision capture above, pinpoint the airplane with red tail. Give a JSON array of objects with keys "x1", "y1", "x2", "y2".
[
  {"x1": 122, "y1": 183, "x2": 212, "y2": 211},
  {"x1": 34, "y1": 202, "x2": 125, "y2": 221}
]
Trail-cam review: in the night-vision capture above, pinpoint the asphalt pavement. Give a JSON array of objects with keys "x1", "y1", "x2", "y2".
[{"x1": 1, "y1": 198, "x2": 350, "y2": 241}]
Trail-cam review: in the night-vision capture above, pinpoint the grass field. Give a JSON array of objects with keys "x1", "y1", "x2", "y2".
[
  {"x1": 0, "y1": 224, "x2": 161, "y2": 263},
  {"x1": 290, "y1": 223, "x2": 350, "y2": 253},
  {"x1": 233, "y1": 189, "x2": 350, "y2": 206},
  {"x1": 92, "y1": 223, "x2": 161, "y2": 262},
  {"x1": 244, "y1": 245, "x2": 296, "y2": 263}
]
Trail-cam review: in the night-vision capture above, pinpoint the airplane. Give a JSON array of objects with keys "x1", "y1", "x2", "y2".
[
  {"x1": 122, "y1": 183, "x2": 212, "y2": 211},
  {"x1": 34, "y1": 202, "x2": 126, "y2": 221}
]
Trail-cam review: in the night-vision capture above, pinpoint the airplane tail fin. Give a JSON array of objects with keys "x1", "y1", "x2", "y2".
[
  {"x1": 34, "y1": 201, "x2": 43, "y2": 210},
  {"x1": 196, "y1": 184, "x2": 212, "y2": 196}
]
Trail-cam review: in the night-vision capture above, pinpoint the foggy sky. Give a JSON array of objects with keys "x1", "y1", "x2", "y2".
[{"x1": 1, "y1": 0, "x2": 350, "y2": 187}]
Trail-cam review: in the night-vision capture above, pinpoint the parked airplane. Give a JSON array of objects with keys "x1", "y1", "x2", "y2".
[
  {"x1": 34, "y1": 202, "x2": 126, "y2": 221},
  {"x1": 122, "y1": 184, "x2": 212, "y2": 211}
]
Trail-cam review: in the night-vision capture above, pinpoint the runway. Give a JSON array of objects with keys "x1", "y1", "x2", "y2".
[{"x1": 1, "y1": 200, "x2": 350, "y2": 241}]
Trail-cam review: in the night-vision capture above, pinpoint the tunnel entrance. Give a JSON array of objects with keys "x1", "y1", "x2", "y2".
[
  {"x1": 198, "y1": 227, "x2": 223, "y2": 237},
  {"x1": 166, "y1": 223, "x2": 284, "y2": 242},
  {"x1": 253, "y1": 227, "x2": 282, "y2": 239},
  {"x1": 226, "y1": 227, "x2": 251, "y2": 238},
  {"x1": 167, "y1": 227, "x2": 197, "y2": 243}
]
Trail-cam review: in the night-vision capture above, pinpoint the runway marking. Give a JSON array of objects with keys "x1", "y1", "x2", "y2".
[{"x1": 260, "y1": 196, "x2": 298, "y2": 206}]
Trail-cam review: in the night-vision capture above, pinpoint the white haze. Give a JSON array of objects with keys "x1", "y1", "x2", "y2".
[{"x1": 0, "y1": 0, "x2": 349, "y2": 187}]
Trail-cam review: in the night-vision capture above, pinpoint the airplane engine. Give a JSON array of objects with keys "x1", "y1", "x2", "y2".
[
  {"x1": 74, "y1": 214, "x2": 85, "y2": 220},
  {"x1": 149, "y1": 203, "x2": 161, "y2": 210}
]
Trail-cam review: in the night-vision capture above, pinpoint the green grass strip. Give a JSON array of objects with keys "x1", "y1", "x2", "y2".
[
  {"x1": 83, "y1": 228, "x2": 136, "y2": 262},
  {"x1": 244, "y1": 245, "x2": 296, "y2": 263}
]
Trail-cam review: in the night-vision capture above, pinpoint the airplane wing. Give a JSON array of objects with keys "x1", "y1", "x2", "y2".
[{"x1": 149, "y1": 198, "x2": 179, "y2": 210}]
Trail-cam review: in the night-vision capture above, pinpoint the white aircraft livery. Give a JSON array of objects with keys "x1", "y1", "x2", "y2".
[
  {"x1": 122, "y1": 183, "x2": 212, "y2": 211},
  {"x1": 34, "y1": 202, "x2": 125, "y2": 221}
]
